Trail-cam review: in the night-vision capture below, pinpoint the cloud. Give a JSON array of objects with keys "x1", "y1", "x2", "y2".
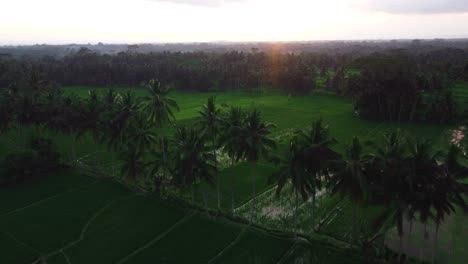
[
  {"x1": 145, "y1": 0, "x2": 246, "y2": 7},
  {"x1": 359, "y1": 0, "x2": 468, "y2": 14}
]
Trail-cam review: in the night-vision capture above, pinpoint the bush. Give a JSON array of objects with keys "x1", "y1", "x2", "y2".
[
  {"x1": 30, "y1": 136, "x2": 61, "y2": 167},
  {"x1": 0, "y1": 136, "x2": 61, "y2": 185}
]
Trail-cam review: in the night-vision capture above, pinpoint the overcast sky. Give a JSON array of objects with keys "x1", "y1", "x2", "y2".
[{"x1": 1, "y1": 0, "x2": 468, "y2": 44}]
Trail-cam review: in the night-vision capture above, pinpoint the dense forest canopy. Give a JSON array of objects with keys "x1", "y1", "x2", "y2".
[{"x1": 1, "y1": 41, "x2": 468, "y2": 123}]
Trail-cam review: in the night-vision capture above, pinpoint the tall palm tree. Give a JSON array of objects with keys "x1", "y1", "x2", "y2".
[
  {"x1": 142, "y1": 79, "x2": 179, "y2": 192},
  {"x1": 120, "y1": 143, "x2": 146, "y2": 182},
  {"x1": 127, "y1": 113, "x2": 157, "y2": 155},
  {"x1": 50, "y1": 94, "x2": 83, "y2": 164},
  {"x1": 219, "y1": 106, "x2": 244, "y2": 164},
  {"x1": 405, "y1": 139, "x2": 468, "y2": 263},
  {"x1": 197, "y1": 96, "x2": 222, "y2": 209},
  {"x1": 368, "y1": 130, "x2": 408, "y2": 257},
  {"x1": 271, "y1": 136, "x2": 311, "y2": 235},
  {"x1": 142, "y1": 79, "x2": 179, "y2": 126},
  {"x1": 105, "y1": 91, "x2": 138, "y2": 150},
  {"x1": 170, "y1": 126, "x2": 215, "y2": 203},
  {"x1": 0, "y1": 90, "x2": 13, "y2": 134},
  {"x1": 147, "y1": 138, "x2": 169, "y2": 193},
  {"x1": 76, "y1": 89, "x2": 103, "y2": 143},
  {"x1": 296, "y1": 118, "x2": 338, "y2": 228},
  {"x1": 238, "y1": 109, "x2": 276, "y2": 222},
  {"x1": 219, "y1": 106, "x2": 244, "y2": 213},
  {"x1": 444, "y1": 143, "x2": 468, "y2": 179},
  {"x1": 331, "y1": 137, "x2": 370, "y2": 240},
  {"x1": 103, "y1": 88, "x2": 120, "y2": 111}
]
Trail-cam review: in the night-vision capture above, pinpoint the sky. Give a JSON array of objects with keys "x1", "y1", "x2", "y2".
[{"x1": 1, "y1": 0, "x2": 468, "y2": 44}]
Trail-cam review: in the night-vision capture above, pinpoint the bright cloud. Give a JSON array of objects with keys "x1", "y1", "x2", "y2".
[
  {"x1": 0, "y1": 0, "x2": 467, "y2": 44},
  {"x1": 145, "y1": 0, "x2": 246, "y2": 7},
  {"x1": 359, "y1": 0, "x2": 468, "y2": 14}
]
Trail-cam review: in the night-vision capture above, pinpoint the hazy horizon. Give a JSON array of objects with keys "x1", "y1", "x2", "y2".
[{"x1": 1, "y1": 0, "x2": 468, "y2": 45}]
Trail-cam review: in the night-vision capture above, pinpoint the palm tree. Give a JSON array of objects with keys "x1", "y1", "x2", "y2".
[
  {"x1": 331, "y1": 137, "x2": 370, "y2": 241},
  {"x1": 219, "y1": 106, "x2": 244, "y2": 213},
  {"x1": 76, "y1": 90, "x2": 103, "y2": 143},
  {"x1": 142, "y1": 79, "x2": 179, "y2": 192},
  {"x1": 120, "y1": 143, "x2": 146, "y2": 182},
  {"x1": 103, "y1": 88, "x2": 120, "y2": 111},
  {"x1": 147, "y1": 138, "x2": 168, "y2": 193},
  {"x1": 127, "y1": 113, "x2": 157, "y2": 155},
  {"x1": 368, "y1": 130, "x2": 408, "y2": 257},
  {"x1": 271, "y1": 136, "x2": 311, "y2": 235},
  {"x1": 197, "y1": 96, "x2": 222, "y2": 209},
  {"x1": 0, "y1": 90, "x2": 13, "y2": 134},
  {"x1": 50, "y1": 94, "x2": 83, "y2": 164},
  {"x1": 405, "y1": 139, "x2": 468, "y2": 263},
  {"x1": 444, "y1": 143, "x2": 468, "y2": 179},
  {"x1": 170, "y1": 126, "x2": 215, "y2": 204},
  {"x1": 238, "y1": 109, "x2": 276, "y2": 222},
  {"x1": 296, "y1": 118, "x2": 338, "y2": 228},
  {"x1": 142, "y1": 79, "x2": 179, "y2": 127},
  {"x1": 105, "y1": 91, "x2": 138, "y2": 150}
]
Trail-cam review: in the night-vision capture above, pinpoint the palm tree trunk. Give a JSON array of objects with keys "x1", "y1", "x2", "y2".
[
  {"x1": 311, "y1": 190, "x2": 316, "y2": 231},
  {"x1": 295, "y1": 191, "x2": 299, "y2": 236},
  {"x1": 399, "y1": 235, "x2": 403, "y2": 264},
  {"x1": 71, "y1": 136, "x2": 77, "y2": 165},
  {"x1": 231, "y1": 157, "x2": 235, "y2": 215},
  {"x1": 191, "y1": 183, "x2": 195, "y2": 204},
  {"x1": 353, "y1": 203, "x2": 357, "y2": 242},
  {"x1": 202, "y1": 190, "x2": 210, "y2": 216},
  {"x1": 250, "y1": 162, "x2": 256, "y2": 223},
  {"x1": 432, "y1": 225, "x2": 440, "y2": 264},
  {"x1": 161, "y1": 138, "x2": 167, "y2": 194},
  {"x1": 212, "y1": 136, "x2": 220, "y2": 210}
]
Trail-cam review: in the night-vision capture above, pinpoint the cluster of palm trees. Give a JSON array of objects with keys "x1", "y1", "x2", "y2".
[{"x1": 271, "y1": 121, "x2": 468, "y2": 261}]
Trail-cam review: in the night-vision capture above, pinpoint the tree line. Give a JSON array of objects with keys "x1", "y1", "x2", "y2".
[{"x1": 2, "y1": 48, "x2": 467, "y2": 124}]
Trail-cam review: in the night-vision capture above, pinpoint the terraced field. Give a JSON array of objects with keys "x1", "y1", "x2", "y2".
[{"x1": 0, "y1": 169, "x2": 363, "y2": 264}]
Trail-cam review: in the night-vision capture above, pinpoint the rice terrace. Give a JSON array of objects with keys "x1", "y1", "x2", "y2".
[{"x1": 2, "y1": 1, "x2": 468, "y2": 263}]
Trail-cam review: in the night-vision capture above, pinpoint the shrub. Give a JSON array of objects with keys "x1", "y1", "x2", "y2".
[{"x1": 0, "y1": 136, "x2": 61, "y2": 185}]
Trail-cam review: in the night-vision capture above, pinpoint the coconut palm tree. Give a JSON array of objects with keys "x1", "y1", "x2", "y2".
[
  {"x1": 170, "y1": 126, "x2": 215, "y2": 203},
  {"x1": 50, "y1": 94, "x2": 83, "y2": 164},
  {"x1": 147, "y1": 138, "x2": 169, "y2": 193},
  {"x1": 444, "y1": 143, "x2": 468, "y2": 179},
  {"x1": 330, "y1": 137, "x2": 370, "y2": 240},
  {"x1": 127, "y1": 113, "x2": 157, "y2": 155},
  {"x1": 219, "y1": 106, "x2": 244, "y2": 164},
  {"x1": 219, "y1": 106, "x2": 244, "y2": 213},
  {"x1": 142, "y1": 79, "x2": 179, "y2": 192},
  {"x1": 405, "y1": 139, "x2": 468, "y2": 263},
  {"x1": 120, "y1": 143, "x2": 146, "y2": 182},
  {"x1": 296, "y1": 118, "x2": 338, "y2": 228},
  {"x1": 367, "y1": 130, "x2": 408, "y2": 257},
  {"x1": 76, "y1": 89, "x2": 103, "y2": 143},
  {"x1": 238, "y1": 109, "x2": 276, "y2": 222},
  {"x1": 142, "y1": 79, "x2": 179, "y2": 127},
  {"x1": 197, "y1": 96, "x2": 223, "y2": 209},
  {"x1": 103, "y1": 88, "x2": 120, "y2": 111},
  {"x1": 271, "y1": 136, "x2": 311, "y2": 235},
  {"x1": 0, "y1": 90, "x2": 13, "y2": 134},
  {"x1": 105, "y1": 91, "x2": 138, "y2": 150}
]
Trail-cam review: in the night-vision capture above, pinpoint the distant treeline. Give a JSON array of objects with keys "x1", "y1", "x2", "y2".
[
  {"x1": 0, "y1": 49, "x2": 343, "y2": 93},
  {"x1": 1, "y1": 47, "x2": 468, "y2": 123}
]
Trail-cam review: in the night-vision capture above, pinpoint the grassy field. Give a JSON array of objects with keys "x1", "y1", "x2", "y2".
[
  {"x1": 64, "y1": 86, "x2": 451, "y2": 152},
  {"x1": 0, "y1": 169, "x2": 363, "y2": 264}
]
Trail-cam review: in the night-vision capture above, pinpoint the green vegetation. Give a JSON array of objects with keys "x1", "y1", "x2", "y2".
[
  {"x1": 0, "y1": 170, "x2": 357, "y2": 264},
  {"x1": 1, "y1": 68, "x2": 467, "y2": 263}
]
